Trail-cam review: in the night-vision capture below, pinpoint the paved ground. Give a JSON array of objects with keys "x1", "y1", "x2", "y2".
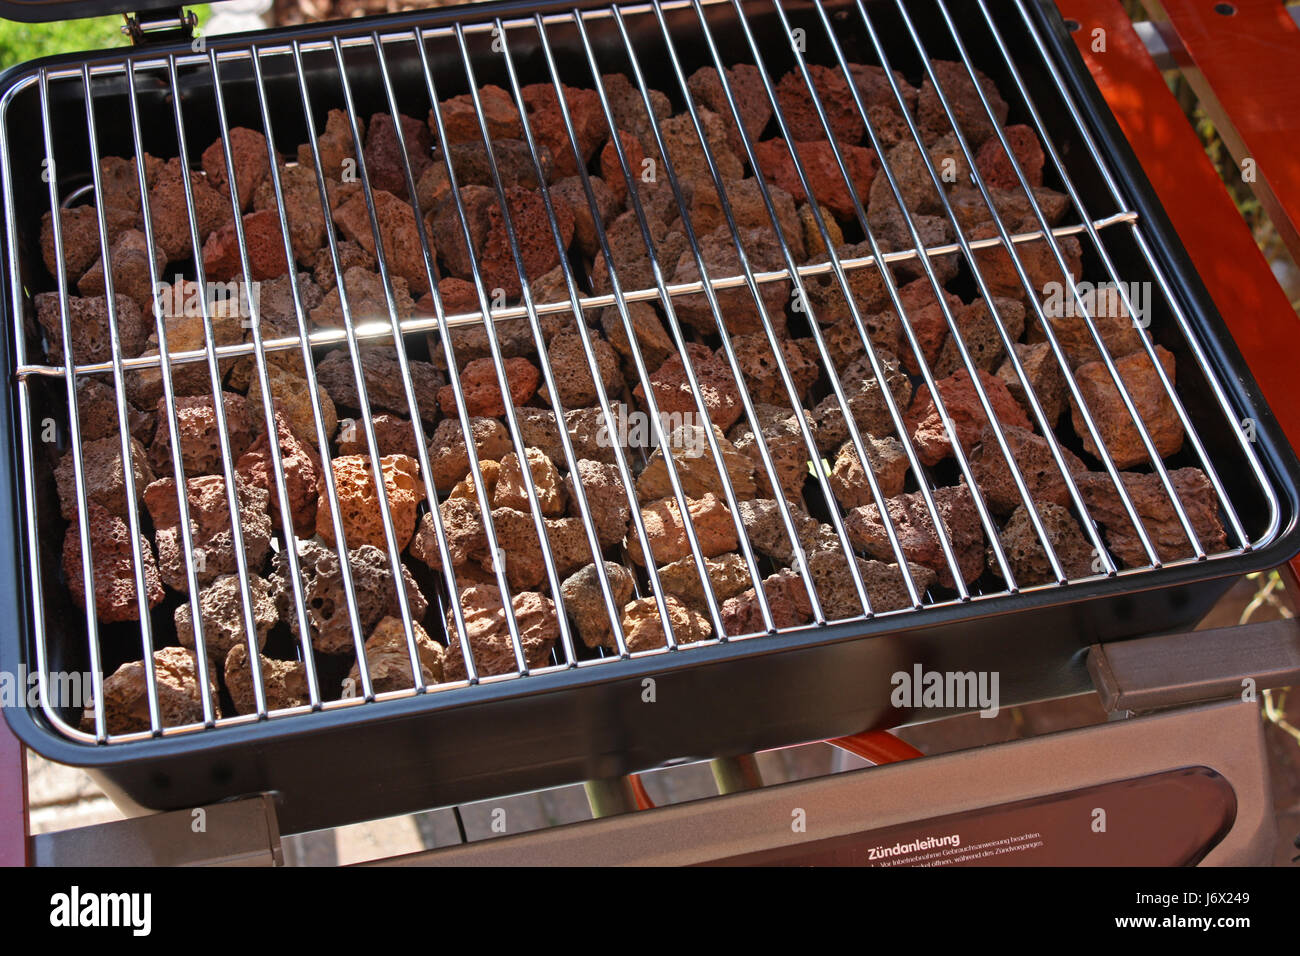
[{"x1": 23, "y1": 573, "x2": 1300, "y2": 865}]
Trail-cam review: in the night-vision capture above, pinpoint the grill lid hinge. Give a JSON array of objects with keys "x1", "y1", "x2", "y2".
[{"x1": 121, "y1": 6, "x2": 196, "y2": 45}]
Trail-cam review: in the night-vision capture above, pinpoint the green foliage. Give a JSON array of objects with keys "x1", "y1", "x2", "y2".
[{"x1": 0, "y1": 6, "x2": 212, "y2": 70}]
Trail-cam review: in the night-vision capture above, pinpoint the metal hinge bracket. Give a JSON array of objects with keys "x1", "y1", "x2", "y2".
[{"x1": 122, "y1": 7, "x2": 197, "y2": 46}]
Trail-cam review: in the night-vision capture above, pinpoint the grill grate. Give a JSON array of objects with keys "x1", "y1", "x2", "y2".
[{"x1": 2, "y1": 0, "x2": 1279, "y2": 745}]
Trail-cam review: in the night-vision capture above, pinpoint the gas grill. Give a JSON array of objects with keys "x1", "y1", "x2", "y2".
[{"x1": 1, "y1": 0, "x2": 1299, "y2": 858}]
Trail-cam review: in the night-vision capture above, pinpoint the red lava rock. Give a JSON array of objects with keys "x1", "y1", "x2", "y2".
[
  {"x1": 77, "y1": 229, "x2": 168, "y2": 314},
  {"x1": 41, "y1": 205, "x2": 102, "y2": 281},
  {"x1": 91, "y1": 646, "x2": 217, "y2": 733},
  {"x1": 478, "y1": 185, "x2": 575, "y2": 298},
  {"x1": 905, "y1": 367, "x2": 1031, "y2": 466},
  {"x1": 35, "y1": 292, "x2": 148, "y2": 365},
  {"x1": 894, "y1": 277, "x2": 963, "y2": 375},
  {"x1": 333, "y1": 188, "x2": 432, "y2": 295},
  {"x1": 226, "y1": 644, "x2": 308, "y2": 715},
  {"x1": 269, "y1": 539, "x2": 426, "y2": 656},
  {"x1": 364, "y1": 112, "x2": 433, "y2": 198},
  {"x1": 846, "y1": 64, "x2": 918, "y2": 149},
  {"x1": 201, "y1": 210, "x2": 290, "y2": 282},
  {"x1": 425, "y1": 184, "x2": 497, "y2": 282},
  {"x1": 828, "y1": 434, "x2": 910, "y2": 507},
  {"x1": 995, "y1": 502, "x2": 1095, "y2": 586},
  {"x1": 968, "y1": 422, "x2": 1087, "y2": 516},
  {"x1": 974, "y1": 124, "x2": 1045, "y2": 190},
  {"x1": 916, "y1": 60, "x2": 1009, "y2": 149},
  {"x1": 600, "y1": 72, "x2": 672, "y2": 155},
  {"x1": 336, "y1": 412, "x2": 425, "y2": 462},
  {"x1": 628, "y1": 492, "x2": 739, "y2": 567},
  {"x1": 521, "y1": 83, "x2": 608, "y2": 178},
  {"x1": 776, "y1": 64, "x2": 866, "y2": 145},
  {"x1": 846, "y1": 483, "x2": 985, "y2": 589},
  {"x1": 600, "y1": 130, "x2": 644, "y2": 205},
  {"x1": 147, "y1": 158, "x2": 234, "y2": 261},
  {"x1": 426, "y1": 415, "x2": 512, "y2": 490},
  {"x1": 311, "y1": 239, "x2": 374, "y2": 293},
  {"x1": 728, "y1": 403, "x2": 816, "y2": 503},
  {"x1": 144, "y1": 473, "x2": 272, "y2": 593},
  {"x1": 637, "y1": 422, "x2": 757, "y2": 505},
  {"x1": 436, "y1": 85, "x2": 523, "y2": 145},
  {"x1": 997, "y1": 341, "x2": 1068, "y2": 427},
  {"x1": 202, "y1": 127, "x2": 272, "y2": 211},
  {"x1": 735, "y1": 498, "x2": 837, "y2": 565},
  {"x1": 934, "y1": 297, "x2": 1027, "y2": 378},
  {"x1": 63, "y1": 502, "x2": 165, "y2": 623},
  {"x1": 346, "y1": 616, "x2": 444, "y2": 693},
  {"x1": 316, "y1": 454, "x2": 421, "y2": 552},
  {"x1": 753, "y1": 138, "x2": 877, "y2": 221},
  {"x1": 1078, "y1": 467, "x2": 1227, "y2": 568},
  {"x1": 589, "y1": 208, "x2": 687, "y2": 296},
  {"x1": 309, "y1": 265, "x2": 415, "y2": 329},
  {"x1": 564, "y1": 458, "x2": 631, "y2": 548},
  {"x1": 687, "y1": 64, "x2": 772, "y2": 155},
  {"x1": 805, "y1": 547, "x2": 936, "y2": 618},
  {"x1": 297, "y1": 109, "x2": 363, "y2": 180},
  {"x1": 810, "y1": 350, "x2": 913, "y2": 454},
  {"x1": 1069, "y1": 346, "x2": 1183, "y2": 469},
  {"x1": 442, "y1": 583, "x2": 559, "y2": 680},
  {"x1": 235, "y1": 412, "x2": 322, "y2": 538},
  {"x1": 174, "y1": 572, "x2": 277, "y2": 658},
  {"x1": 670, "y1": 225, "x2": 790, "y2": 337},
  {"x1": 634, "y1": 342, "x2": 744, "y2": 432},
  {"x1": 437, "y1": 356, "x2": 540, "y2": 417},
  {"x1": 149, "y1": 392, "x2": 255, "y2": 478},
  {"x1": 621, "y1": 593, "x2": 712, "y2": 651},
  {"x1": 560, "y1": 561, "x2": 637, "y2": 650},
  {"x1": 539, "y1": 330, "x2": 621, "y2": 409},
  {"x1": 721, "y1": 568, "x2": 815, "y2": 636},
  {"x1": 55, "y1": 435, "x2": 153, "y2": 522},
  {"x1": 251, "y1": 163, "x2": 327, "y2": 265},
  {"x1": 75, "y1": 377, "x2": 155, "y2": 444}
]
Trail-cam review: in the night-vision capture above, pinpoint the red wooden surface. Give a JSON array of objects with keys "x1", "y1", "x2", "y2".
[
  {"x1": 0, "y1": 717, "x2": 30, "y2": 866},
  {"x1": 1157, "y1": 0, "x2": 1300, "y2": 252}
]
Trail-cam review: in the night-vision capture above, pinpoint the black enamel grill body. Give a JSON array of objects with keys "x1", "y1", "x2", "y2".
[{"x1": 0, "y1": 0, "x2": 1297, "y2": 834}]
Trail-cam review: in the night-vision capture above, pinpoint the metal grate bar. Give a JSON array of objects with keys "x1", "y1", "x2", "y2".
[
  {"x1": 124, "y1": 60, "x2": 226, "y2": 724},
  {"x1": 205, "y1": 50, "x2": 331, "y2": 714},
  {"x1": 462, "y1": 18, "x2": 665, "y2": 655},
  {"x1": 33, "y1": 68, "x2": 110, "y2": 739},
  {"x1": 369, "y1": 31, "x2": 527, "y2": 670},
  {"x1": 164, "y1": 53, "x2": 274, "y2": 716},
  {"x1": 666, "y1": 0, "x2": 922, "y2": 613},
  {"x1": 419, "y1": 33, "x2": 575, "y2": 669}
]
